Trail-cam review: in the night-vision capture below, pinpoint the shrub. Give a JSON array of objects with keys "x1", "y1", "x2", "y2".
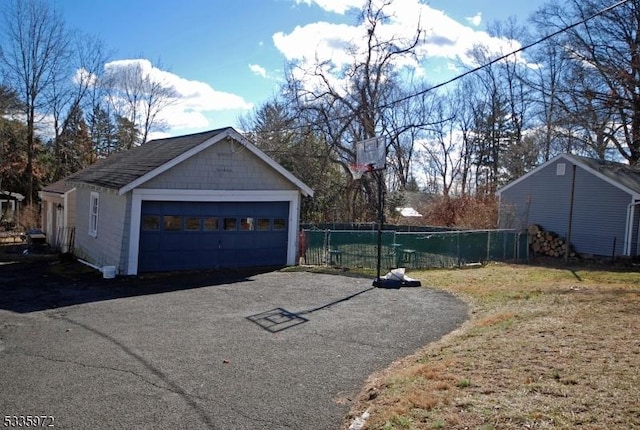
[
  {"x1": 15, "y1": 204, "x2": 40, "y2": 231},
  {"x1": 418, "y1": 195, "x2": 498, "y2": 229}
]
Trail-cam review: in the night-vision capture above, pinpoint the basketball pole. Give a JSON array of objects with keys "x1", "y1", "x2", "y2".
[
  {"x1": 374, "y1": 168, "x2": 383, "y2": 286},
  {"x1": 356, "y1": 136, "x2": 391, "y2": 287}
]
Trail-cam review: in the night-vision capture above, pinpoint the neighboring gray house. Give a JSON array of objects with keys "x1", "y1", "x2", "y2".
[
  {"x1": 497, "y1": 153, "x2": 640, "y2": 258},
  {"x1": 39, "y1": 179, "x2": 76, "y2": 252},
  {"x1": 0, "y1": 190, "x2": 24, "y2": 225},
  {"x1": 67, "y1": 127, "x2": 314, "y2": 275}
]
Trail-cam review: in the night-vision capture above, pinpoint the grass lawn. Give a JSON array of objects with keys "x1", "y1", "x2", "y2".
[{"x1": 344, "y1": 262, "x2": 640, "y2": 430}]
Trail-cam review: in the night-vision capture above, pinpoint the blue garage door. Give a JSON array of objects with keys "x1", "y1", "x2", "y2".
[{"x1": 139, "y1": 201, "x2": 289, "y2": 272}]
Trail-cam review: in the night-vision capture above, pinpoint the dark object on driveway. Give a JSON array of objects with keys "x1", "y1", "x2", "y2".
[
  {"x1": 374, "y1": 268, "x2": 422, "y2": 288},
  {"x1": 21, "y1": 229, "x2": 48, "y2": 254},
  {"x1": 26, "y1": 229, "x2": 46, "y2": 244}
]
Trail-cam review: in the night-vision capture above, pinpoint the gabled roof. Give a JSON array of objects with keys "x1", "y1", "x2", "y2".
[
  {"x1": 0, "y1": 191, "x2": 25, "y2": 201},
  {"x1": 497, "y1": 153, "x2": 640, "y2": 198},
  {"x1": 40, "y1": 179, "x2": 75, "y2": 195},
  {"x1": 573, "y1": 154, "x2": 640, "y2": 195},
  {"x1": 68, "y1": 127, "x2": 314, "y2": 197}
]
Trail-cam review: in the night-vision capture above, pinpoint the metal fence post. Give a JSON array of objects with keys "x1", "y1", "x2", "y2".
[
  {"x1": 457, "y1": 230, "x2": 461, "y2": 267},
  {"x1": 324, "y1": 229, "x2": 329, "y2": 266},
  {"x1": 486, "y1": 230, "x2": 490, "y2": 262}
]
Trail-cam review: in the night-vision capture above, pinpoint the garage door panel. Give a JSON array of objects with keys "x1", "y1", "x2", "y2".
[
  {"x1": 160, "y1": 233, "x2": 194, "y2": 250},
  {"x1": 139, "y1": 201, "x2": 289, "y2": 272},
  {"x1": 140, "y1": 233, "x2": 161, "y2": 249},
  {"x1": 252, "y1": 247, "x2": 286, "y2": 266}
]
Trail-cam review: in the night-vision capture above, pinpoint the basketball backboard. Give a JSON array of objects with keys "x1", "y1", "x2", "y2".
[{"x1": 356, "y1": 136, "x2": 386, "y2": 172}]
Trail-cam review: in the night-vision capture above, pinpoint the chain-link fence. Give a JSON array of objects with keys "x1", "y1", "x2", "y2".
[{"x1": 301, "y1": 228, "x2": 528, "y2": 269}]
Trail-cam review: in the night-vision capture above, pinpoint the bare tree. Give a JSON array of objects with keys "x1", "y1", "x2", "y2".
[
  {"x1": 48, "y1": 33, "x2": 108, "y2": 179},
  {"x1": 451, "y1": 81, "x2": 477, "y2": 195},
  {"x1": 240, "y1": 98, "x2": 348, "y2": 222},
  {"x1": 527, "y1": 5, "x2": 575, "y2": 161},
  {"x1": 0, "y1": 0, "x2": 70, "y2": 202},
  {"x1": 284, "y1": 0, "x2": 423, "y2": 221},
  {"x1": 383, "y1": 84, "x2": 438, "y2": 192},
  {"x1": 536, "y1": 0, "x2": 640, "y2": 165},
  {"x1": 102, "y1": 59, "x2": 178, "y2": 147},
  {"x1": 489, "y1": 18, "x2": 537, "y2": 181},
  {"x1": 418, "y1": 93, "x2": 461, "y2": 196}
]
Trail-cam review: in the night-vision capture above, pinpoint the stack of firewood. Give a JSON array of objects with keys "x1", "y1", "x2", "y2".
[{"x1": 528, "y1": 224, "x2": 576, "y2": 258}]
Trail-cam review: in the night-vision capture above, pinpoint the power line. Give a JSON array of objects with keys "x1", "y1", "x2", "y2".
[
  {"x1": 379, "y1": 0, "x2": 632, "y2": 110},
  {"x1": 250, "y1": 0, "x2": 632, "y2": 136}
]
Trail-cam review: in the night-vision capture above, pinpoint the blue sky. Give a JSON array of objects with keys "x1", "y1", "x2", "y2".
[{"x1": 52, "y1": 0, "x2": 548, "y2": 138}]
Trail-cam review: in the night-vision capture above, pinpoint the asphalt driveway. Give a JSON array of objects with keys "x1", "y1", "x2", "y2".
[{"x1": 0, "y1": 259, "x2": 468, "y2": 429}]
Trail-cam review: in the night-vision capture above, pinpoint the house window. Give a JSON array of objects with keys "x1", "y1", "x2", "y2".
[
  {"x1": 203, "y1": 217, "x2": 218, "y2": 231},
  {"x1": 142, "y1": 215, "x2": 160, "y2": 231},
  {"x1": 240, "y1": 217, "x2": 254, "y2": 231},
  {"x1": 185, "y1": 217, "x2": 201, "y2": 231},
  {"x1": 256, "y1": 218, "x2": 270, "y2": 231},
  {"x1": 89, "y1": 192, "x2": 99, "y2": 237},
  {"x1": 556, "y1": 163, "x2": 566, "y2": 176},
  {"x1": 163, "y1": 216, "x2": 182, "y2": 231},
  {"x1": 223, "y1": 218, "x2": 237, "y2": 231},
  {"x1": 273, "y1": 218, "x2": 286, "y2": 230}
]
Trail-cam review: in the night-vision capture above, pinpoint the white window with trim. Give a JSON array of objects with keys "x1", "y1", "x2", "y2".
[{"x1": 89, "y1": 192, "x2": 99, "y2": 237}]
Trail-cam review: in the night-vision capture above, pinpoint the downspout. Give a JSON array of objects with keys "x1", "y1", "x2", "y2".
[
  {"x1": 625, "y1": 200, "x2": 640, "y2": 256},
  {"x1": 77, "y1": 258, "x2": 102, "y2": 272}
]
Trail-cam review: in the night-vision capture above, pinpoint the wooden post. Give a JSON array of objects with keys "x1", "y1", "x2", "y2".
[{"x1": 612, "y1": 236, "x2": 617, "y2": 263}]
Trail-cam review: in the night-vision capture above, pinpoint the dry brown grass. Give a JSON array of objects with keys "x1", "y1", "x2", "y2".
[{"x1": 345, "y1": 263, "x2": 640, "y2": 430}]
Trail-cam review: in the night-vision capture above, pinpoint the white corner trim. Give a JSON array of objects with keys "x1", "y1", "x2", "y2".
[
  {"x1": 126, "y1": 195, "x2": 143, "y2": 275},
  {"x1": 287, "y1": 194, "x2": 301, "y2": 265},
  {"x1": 624, "y1": 199, "x2": 640, "y2": 256},
  {"x1": 89, "y1": 191, "x2": 99, "y2": 238}
]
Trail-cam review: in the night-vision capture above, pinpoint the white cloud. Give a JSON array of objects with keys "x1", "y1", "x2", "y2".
[
  {"x1": 294, "y1": 0, "x2": 364, "y2": 14},
  {"x1": 466, "y1": 13, "x2": 482, "y2": 27},
  {"x1": 273, "y1": 22, "x2": 360, "y2": 66},
  {"x1": 276, "y1": 0, "x2": 530, "y2": 91},
  {"x1": 249, "y1": 63, "x2": 267, "y2": 78},
  {"x1": 73, "y1": 68, "x2": 98, "y2": 87},
  {"x1": 102, "y1": 59, "x2": 253, "y2": 131}
]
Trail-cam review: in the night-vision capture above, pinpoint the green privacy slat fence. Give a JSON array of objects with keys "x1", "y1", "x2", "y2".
[{"x1": 302, "y1": 229, "x2": 528, "y2": 269}]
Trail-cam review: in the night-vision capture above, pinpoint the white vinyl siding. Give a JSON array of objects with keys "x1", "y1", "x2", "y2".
[{"x1": 89, "y1": 192, "x2": 99, "y2": 237}]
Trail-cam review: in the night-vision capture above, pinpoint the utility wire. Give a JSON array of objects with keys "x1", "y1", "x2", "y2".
[
  {"x1": 251, "y1": 0, "x2": 631, "y2": 136},
  {"x1": 379, "y1": 0, "x2": 632, "y2": 110}
]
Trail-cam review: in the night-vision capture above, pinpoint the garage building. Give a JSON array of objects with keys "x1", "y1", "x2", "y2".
[{"x1": 67, "y1": 127, "x2": 313, "y2": 275}]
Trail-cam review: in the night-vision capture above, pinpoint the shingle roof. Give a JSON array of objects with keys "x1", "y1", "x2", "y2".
[
  {"x1": 68, "y1": 128, "x2": 230, "y2": 190},
  {"x1": 41, "y1": 179, "x2": 74, "y2": 194},
  {"x1": 568, "y1": 154, "x2": 640, "y2": 195}
]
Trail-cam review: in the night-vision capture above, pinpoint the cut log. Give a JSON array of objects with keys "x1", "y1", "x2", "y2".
[{"x1": 528, "y1": 224, "x2": 576, "y2": 259}]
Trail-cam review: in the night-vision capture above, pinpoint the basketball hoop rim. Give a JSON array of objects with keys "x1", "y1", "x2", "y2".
[{"x1": 348, "y1": 163, "x2": 372, "y2": 179}]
